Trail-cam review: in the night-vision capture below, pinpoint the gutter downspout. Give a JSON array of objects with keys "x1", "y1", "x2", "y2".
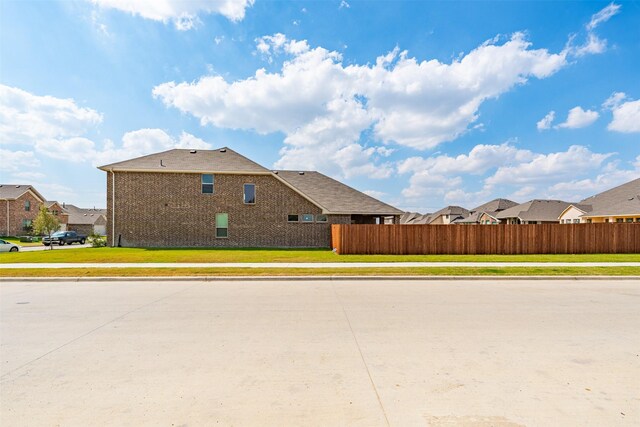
[
  {"x1": 6, "y1": 200, "x2": 9, "y2": 236},
  {"x1": 111, "y1": 169, "x2": 115, "y2": 247}
]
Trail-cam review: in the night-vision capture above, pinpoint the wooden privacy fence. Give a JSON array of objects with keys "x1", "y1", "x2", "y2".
[{"x1": 331, "y1": 223, "x2": 640, "y2": 255}]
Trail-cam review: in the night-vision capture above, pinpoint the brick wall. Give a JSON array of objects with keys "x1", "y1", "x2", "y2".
[
  {"x1": 0, "y1": 192, "x2": 43, "y2": 236},
  {"x1": 106, "y1": 171, "x2": 351, "y2": 247}
]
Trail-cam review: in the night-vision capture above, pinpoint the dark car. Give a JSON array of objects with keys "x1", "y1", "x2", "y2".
[{"x1": 43, "y1": 231, "x2": 87, "y2": 246}]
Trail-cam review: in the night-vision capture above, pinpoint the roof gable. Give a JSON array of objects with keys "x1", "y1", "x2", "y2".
[
  {"x1": 0, "y1": 185, "x2": 46, "y2": 202},
  {"x1": 579, "y1": 178, "x2": 640, "y2": 216},
  {"x1": 98, "y1": 147, "x2": 271, "y2": 174}
]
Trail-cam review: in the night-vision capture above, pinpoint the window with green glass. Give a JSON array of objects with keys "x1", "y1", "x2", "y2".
[
  {"x1": 24, "y1": 200, "x2": 30, "y2": 211},
  {"x1": 216, "y1": 213, "x2": 228, "y2": 238}
]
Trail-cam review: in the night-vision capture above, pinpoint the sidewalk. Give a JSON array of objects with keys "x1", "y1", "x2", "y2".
[{"x1": 2, "y1": 262, "x2": 640, "y2": 269}]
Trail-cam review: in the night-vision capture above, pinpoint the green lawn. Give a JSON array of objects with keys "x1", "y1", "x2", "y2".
[
  {"x1": 0, "y1": 237, "x2": 42, "y2": 247},
  {"x1": 1, "y1": 266, "x2": 639, "y2": 277},
  {"x1": 1, "y1": 247, "x2": 640, "y2": 263}
]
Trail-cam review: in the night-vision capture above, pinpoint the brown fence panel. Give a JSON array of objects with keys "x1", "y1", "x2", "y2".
[{"x1": 331, "y1": 223, "x2": 640, "y2": 255}]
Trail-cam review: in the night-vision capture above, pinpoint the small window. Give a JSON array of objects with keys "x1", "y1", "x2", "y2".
[
  {"x1": 302, "y1": 214, "x2": 314, "y2": 222},
  {"x1": 215, "y1": 213, "x2": 228, "y2": 238},
  {"x1": 24, "y1": 200, "x2": 30, "y2": 211},
  {"x1": 626, "y1": 218, "x2": 633, "y2": 223},
  {"x1": 288, "y1": 214, "x2": 299, "y2": 222},
  {"x1": 202, "y1": 174, "x2": 214, "y2": 194},
  {"x1": 616, "y1": 218, "x2": 624, "y2": 223},
  {"x1": 605, "y1": 218, "x2": 610, "y2": 223},
  {"x1": 573, "y1": 219, "x2": 580, "y2": 224},
  {"x1": 243, "y1": 184, "x2": 255, "y2": 204},
  {"x1": 316, "y1": 214, "x2": 328, "y2": 223},
  {"x1": 636, "y1": 218, "x2": 640, "y2": 222},
  {"x1": 22, "y1": 219, "x2": 32, "y2": 231},
  {"x1": 587, "y1": 219, "x2": 592, "y2": 223}
]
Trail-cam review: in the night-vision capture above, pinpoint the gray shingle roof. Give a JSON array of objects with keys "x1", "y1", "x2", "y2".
[
  {"x1": 64, "y1": 204, "x2": 107, "y2": 225},
  {"x1": 496, "y1": 200, "x2": 571, "y2": 222},
  {"x1": 0, "y1": 185, "x2": 45, "y2": 201},
  {"x1": 400, "y1": 212, "x2": 433, "y2": 224},
  {"x1": 470, "y1": 198, "x2": 518, "y2": 213},
  {"x1": 274, "y1": 171, "x2": 403, "y2": 215},
  {"x1": 98, "y1": 148, "x2": 271, "y2": 174},
  {"x1": 579, "y1": 177, "x2": 640, "y2": 217}
]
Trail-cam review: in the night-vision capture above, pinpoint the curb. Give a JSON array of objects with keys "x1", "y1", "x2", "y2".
[{"x1": 2, "y1": 276, "x2": 640, "y2": 282}]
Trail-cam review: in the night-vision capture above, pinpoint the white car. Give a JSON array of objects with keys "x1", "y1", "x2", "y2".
[{"x1": 0, "y1": 239, "x2": 20, "y2": 252}]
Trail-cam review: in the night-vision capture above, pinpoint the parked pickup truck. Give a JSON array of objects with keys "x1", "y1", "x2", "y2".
[{"x1": 43, "y1": 231, "x2": 87, "y2": 246}]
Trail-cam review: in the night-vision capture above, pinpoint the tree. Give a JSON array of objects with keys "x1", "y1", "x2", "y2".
[{"x1": 32, "y1": 206, "x2": 60, "y2": 250}]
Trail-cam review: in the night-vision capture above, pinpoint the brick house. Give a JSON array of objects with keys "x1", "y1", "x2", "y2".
[
  {"x1": 0, "y1": 185, "x2": 68, "y2": 236},
  {"x1": 98, "y1": 148, "x2": 403, "y2": 247},
  {"x1": 64, "y1": 204, "x2": 107, "y2": 235}
]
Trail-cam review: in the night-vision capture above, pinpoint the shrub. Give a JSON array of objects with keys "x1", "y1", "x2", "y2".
[{"x1": 89, "y1": 232, "x2": 107, "y2": 248}]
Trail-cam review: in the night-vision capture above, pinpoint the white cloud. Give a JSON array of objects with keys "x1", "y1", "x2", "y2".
[
  {"x1": 90, "y1": 0, "x2": 254, "y2": 27},
  {"x1": 30, "y1": 128, "x2": 212, "y2": 166},
  {"x1": 0, "y1": 84, "x2": 102, "y2": 146},
  {"x1": 486, "y1": 145, "x2": 611, "y2": 186},
  {"x1": 339, "y1": 1, "x2": 350, "y2": 9},
  {"x1": 398, "y1": 143, "x2": 619, "y2": 211},
  {"x1": 570, "y1": 3, "x2": 621, "y2": 57},
  {"x1": 556, "y1": 106, "x2": 599, "y2": 129},
  {"x1": 537, "y1": 111, "x2": 555, "y2": 130},
  {"x1": 0, "y1": 149, "x2": 41, "y2": 172},
  {"x1": 586, "y1": 3, "x2": 621, "y2": 31},
  {"x1": 154, "y1": 32, "x2": 568, "y2": 179},
  {"x1": 606, "y1": 95, "x2": 640, "y2": 133}
]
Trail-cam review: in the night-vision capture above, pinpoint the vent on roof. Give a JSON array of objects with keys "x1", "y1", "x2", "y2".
[
  {"x1": 219, "y1": 148, "x2": 227, "y2": 153},
  {"x1": 160, "y1": 160, "x2": 166, "y2": 167},
  {"x1": 190, "y1": 150, "x2": 197, "y2": 154},
  {"x1": 273, "y1": 171, "x2": 278, "y2": 174},
  {"x1": 16, "y1": 185, "x2": 21, "y2": 188},
  {"x1": 298, "y1": 171, "x2": 305, "y2": 175}
]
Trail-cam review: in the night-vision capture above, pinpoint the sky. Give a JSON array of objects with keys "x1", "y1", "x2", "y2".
[{"x1": 1, "y1": 0, "x2": 639, "y2": 212}]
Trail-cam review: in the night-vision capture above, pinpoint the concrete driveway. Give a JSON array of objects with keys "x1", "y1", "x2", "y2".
[{"x1": 1, "y1": 279, "x2": 638, "y2": 426}]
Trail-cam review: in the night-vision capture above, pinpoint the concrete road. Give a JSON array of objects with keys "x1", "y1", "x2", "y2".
[{"x1": 1, "y1": 279, "x2": 638, "y2": 426}]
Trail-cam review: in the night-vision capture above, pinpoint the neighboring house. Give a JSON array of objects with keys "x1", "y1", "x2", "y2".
[
  {"x1": 44, "y1": 201, "x2": 70, "y2": 231},
  {"x1": 64, "y1": 204, "x2": 107, "y2": 235},
  {"x1": 400, "y1": 206, "x2": 469, "y2": 225},
  {"x1": 0, "y1": 184, "x2": 47, "y2": 236},
  {"x1": 400, "y1": 212, "x2": 433, "y2": 224},
  {"x1": 428, "y1": 206, "x2": 469, "y2": 224},
  {"x1": 496, "y1": 200, "x2": 572, "y2": 224},
  {"x1": 557, "y1": 204, "x2": 593, "y2": 224},
  {"x1": 457, "y1": 198, "x2": 518, "y2": 225},
  {"x1": 560, "y1": 177, "x2": 640, "y2": 223},
  {"x1": 98, "y1": 148, "x2": 403, "y2": 247}
]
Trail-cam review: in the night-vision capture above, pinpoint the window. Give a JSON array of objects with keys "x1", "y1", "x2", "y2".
[
  {"x1": 605, "y1": 218, "x2": 610, "y2": 223},
  {"x1": 616, "y1": 218, "x2": 623, "y2": 223},
  {"x1": 22, "y1": 219, "x2": 32, "y2": 231},
  {"x1": 626, "y1": 218, "x2": 633, "y2": 223},
  {"x1": 302, "y1": 214, "x2": 314, "y2": 222},
  {"x1": 243, "y1": 184, "x2": 255, "y2": 204},
  {"x1": 201, "y1": 174, "x2": 214, "y2": 194},
  {"x1": 316, "y1": 214, "x2": 328, "y2": 223},
  {"x1": 215, "y1": 213, "x2": 228, "y2": 238},
  {"x1": 573, "y1": 219, "x2": 580, "y2": 224},
  {"x1": 587, "y1": 219, "x2": 592, "y2": 223},
  {"x1": 287, "y1": 214, "x2": 299, "y2": 222},
  {"x1": 636, "y1": 218, "x2": 640, "y2": 222},
  {"x1": 24, "y1": 200, "x2": 30, "y2": 211}
]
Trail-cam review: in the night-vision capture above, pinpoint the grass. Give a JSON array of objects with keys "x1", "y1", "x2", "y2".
[
  {"x1": 1, "y1": 247, "x2": 640, "y2": 264},
  {"x1": 2, "y1": 267, "x2": 640, "y2": 277},
  {"x1": 1, "y1": 237, "x2": 42, "y2": 247}
]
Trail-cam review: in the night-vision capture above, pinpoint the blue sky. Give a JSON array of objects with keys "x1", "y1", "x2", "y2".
[{"x1": 1, "y1": 0, "x2": 639, "y2": 211}]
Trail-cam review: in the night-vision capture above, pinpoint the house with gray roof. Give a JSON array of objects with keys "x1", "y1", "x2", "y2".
[
  {"x1": 400, "y1": 206, "x2": 469, "y2": 225},
  {"x1": 0, "y1": 185, "x2": 48, "y2": 236},
  {"x1": 559, "y1": 177, "x2": 640, "y2": 223},
  {"x1": 64, "y1": 204, "x2": 107, "y2": 235},
  {"x1": 456, "y1": 198, "x2": 518, "y2": 225},
  {"x1": 495, "y1": 199, "x2": 572, "y2": 224},
  {"x1": 98, "y1": 147, "x2": 403, "y2": 247}
]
